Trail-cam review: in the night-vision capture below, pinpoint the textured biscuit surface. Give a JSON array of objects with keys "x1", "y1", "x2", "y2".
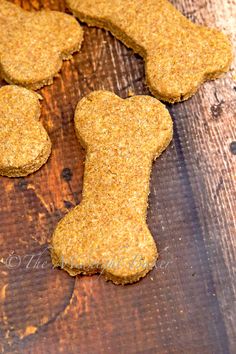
[
  {"x1": 0, "y1": 85, "x2": 51, "y2": 177},
  {"x1": 0, "y1": 0, "x2": 83, "y2": 90},
  {"x1": 67, "y1": 0, "x2": 232, "y2": 103},
  {"x1": 51, "y1": 91, "x2": 173, "y2": 284}
]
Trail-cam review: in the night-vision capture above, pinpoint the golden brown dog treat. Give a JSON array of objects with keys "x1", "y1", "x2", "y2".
[
  {"x1": 0, "y1": 0, "x2": 83, "y2": 90},
  {"x1": 0, "y1": 85, "x2": 51, "y2": 177},
  {"x1": 51, "y1": 91, "x2": 173, "y2": 284},
  {"x1": 66, "y1": 0, "x2": 232, "y2": 103}
]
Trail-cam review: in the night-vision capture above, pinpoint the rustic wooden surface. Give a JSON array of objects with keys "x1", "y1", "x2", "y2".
[{"x1": 0, "y1": 0, "x2": 235, "y2": 353}]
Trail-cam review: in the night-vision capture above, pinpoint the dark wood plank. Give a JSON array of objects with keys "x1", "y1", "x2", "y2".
[{"x1": 0, "y1": 0, "x2": 235, "y2": 353}]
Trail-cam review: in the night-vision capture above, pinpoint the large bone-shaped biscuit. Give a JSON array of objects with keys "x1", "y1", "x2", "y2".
[
  {"x1": 0, "y1": 85, "x2": 51, "y2": 177},
  {"x1": 0, "y1": 0, "x2": 83, "y2": 90},
  {"x1": 51, "y1": 91, "x2": 173, "y2": 284},
  {"x1": 67, "y1": 0, "x2": 232, "y2": 103}
]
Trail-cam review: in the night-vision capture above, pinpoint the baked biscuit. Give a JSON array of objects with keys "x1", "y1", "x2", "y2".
[
  {"x1": 0, "y1": 85, "x2": 51, "y2": 177},
  {"x1": 66, "y1": 0, "x2": 232, "y2": 103},
  {"x1": 51, "y1": 91, "x2": 173, "y2": 284},
  {"x1": 0, "y1": 0, "x2": 83, "y2": 89}
]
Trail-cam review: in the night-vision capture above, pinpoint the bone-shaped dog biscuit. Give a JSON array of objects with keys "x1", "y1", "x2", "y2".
[
  {"x1": 0, "y1": 85, "x2": 51, "y2": 177},
  {"x1": 0, "y1": 0, "x2": 83, "y2": 90},
  {"x1": 51, "y1": 91, "x2": 173, "y2": 284},
  {"x1": 67, "y1": 0, "x2": 232, "y2": 103}
]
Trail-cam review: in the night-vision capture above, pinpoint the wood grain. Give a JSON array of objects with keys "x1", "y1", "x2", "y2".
[{"x1": 0, "y1": 0, "x2": 235, "y2": 353}]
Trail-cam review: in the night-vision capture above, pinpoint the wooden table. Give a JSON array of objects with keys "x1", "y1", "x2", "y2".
[{"x1": 0, "y1": 1, "x2": 235, "y2": 353}]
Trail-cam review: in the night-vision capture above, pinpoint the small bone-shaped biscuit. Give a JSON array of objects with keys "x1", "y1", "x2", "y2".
[
  {"x1": 67, "y1": 0, "x2": 232, "y2": 103},
  {"x1": 0, "y1": 85, "x2": 51, "y2": 177},
  {"x1": 51, "y1": 91, "x2": 173, "y2": 284},
  {"x1": 0, "y1": 0, "x2": 83, "y2": 90}
]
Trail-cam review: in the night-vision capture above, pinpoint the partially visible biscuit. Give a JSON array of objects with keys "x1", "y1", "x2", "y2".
[
  {"x1": 0, "y1": 85, "x2": 51, "y2": 177},
  {"x1": 51, "y1": 91, "x2": 173, "y2": 285},
  {"x1": 66, "y1": 0, "x2": 233, "y2": 103},
  {"x1": 0, "y1": 0, "x2": 83, "y2": 90}
]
